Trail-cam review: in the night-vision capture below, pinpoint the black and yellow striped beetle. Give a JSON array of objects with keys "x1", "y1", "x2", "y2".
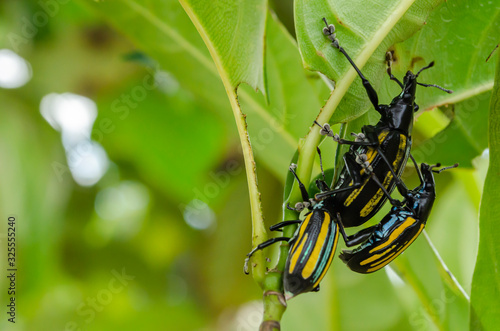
[
  {"x1": 244, "y1": 19, "x2": 453, "y2": 298},
  {"x1": 340, "y1": 162, "x2": 458, "y2": 273},
  {"x1": 244, "y1": 149, "x2": 398, "y2": 298},
  {"x1": 316, "y1": 19, "x2": 453, "y2": 228},
  {"x1": 243, "y1": 159, "x2": 353, "y2": 299}
]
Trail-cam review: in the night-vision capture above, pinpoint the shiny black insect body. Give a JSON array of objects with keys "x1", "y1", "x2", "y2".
[
  {"x1": 244, "y1": 151, "x2": 397, "y2": 298},
  {"x1": 339, "y1": 163, "x2": 457, "y2": 273},
  {"x1": 317, "y1": 19, "x2": 452, "y2": 228},
  {"x1": 244, "y1": 159, "x2": 359, "y2": 299},
  {"x1": 244, "y1": 19, "x2": 453, "y2": 298}
]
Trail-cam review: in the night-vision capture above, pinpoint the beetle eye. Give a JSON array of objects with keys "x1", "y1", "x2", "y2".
[{"x1": 413, "y1": 104, "x2": 419, "y2": 112}]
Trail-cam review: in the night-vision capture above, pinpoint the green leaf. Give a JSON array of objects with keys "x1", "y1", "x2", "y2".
[
  {"x1": 79, "y1": 0, "x2": 324, "y2": 180},
  {"x1": 470, "y1": 50, "x2": 500, "y2": 330},
  {"x1": 412, "y1": 91, "x2": 490, "y2": 168},
  {"x1": 79, "y1": 0, "x2": 232, "y2": 120},
  {"x1": 393, "y1": 1, "x2": 498, "y2": 113},
  {"x1": 0, "y1": 93, "x2": 72, "y2": 310},
  {"x1": 179, "y1": 0, "x2": 267, "y2": 94},
  {"x1": 295, "y1": 0, "x2": 443, "y2": 125},
  {"x1": 393, "y1": 238, "x2": 470, "y2": 331},
  {"x1": 290, "y1": 0, "x2": 444, "y2": 230},
  {"x1": 398, "y1": 0, "x2": 500, "y2": 167},
  {"x1": 296, "y1": 0, "x2": 498, "y2": 170},
  {"x1": 330, "y1": 261, "x2": 415, "y2": 331},
  {"x1": 239, "y1": 13, "x2": 327, "y2": 178}
]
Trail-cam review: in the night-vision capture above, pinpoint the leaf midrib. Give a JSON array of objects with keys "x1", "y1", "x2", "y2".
[
  {"x1": 298, "y1": 0, "x2": 417, "y2": 186},
  {"x1": 432, "y1": 81, "x2": 494, "y2": 108}
]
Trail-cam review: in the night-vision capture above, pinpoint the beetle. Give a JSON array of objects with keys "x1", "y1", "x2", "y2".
[
  {"x1": 243, "y1": 159, "x2": 350, "y2": 299},
  {"x1": 244, "y1": 19, "x2": 453, "y2": 297},
  {"x1": 339, "y1": 162, "x2": 458, "y2": 273},
  {"x1": 315, "y1": 19, "x2": 453, "y2": 228},
  {"x1": 244, "y1": 149, "x2": 395, "y2": 298}
]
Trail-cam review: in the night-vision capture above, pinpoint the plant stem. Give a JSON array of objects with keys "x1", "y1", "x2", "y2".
[{"x1": 178, "y1": 1, "x2": 268, "y2": 286}]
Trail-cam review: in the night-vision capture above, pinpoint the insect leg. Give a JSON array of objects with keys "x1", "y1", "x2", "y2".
[
  {"x1": 322, "y1": 18, "x2": 380, "y2": 111},
  {"x1": 313, "y1": 153, "x2": 364, "y2": 200},
  {"x1": 385, "y1": 51, "x2": 404, "y2": 88},
  {"x1": 335, "y1": 212, "x2": 377, "y2": 247},
  {"x1": 244, "y1": 237, "x2": 290, "y2": 274},
  {"x1": 289, "y1": 164, "x2": 310, "y2": 203},
  {"x1": 366, "y1": 167, "x2": 403, "y2": 207},
  {"x1": 270, "y1": 220, "x2": 302, "y2": 232},
  {"x1": 409, "y1": 153, "x2": 424, "y2": 185},
  {"x1": 317, "y1": 147, "x2": 327, "y2": 182},
  {"x1": 360, "y1": 126, "x2": 410, "y2": 196},
  {"x1": 372, "y1": 146, "x2": 410, "y2": 197},
  {"x1": 314, "y1": 121, "x2": 378, "y2": 147},
  {"x1": 350, "y1": 147, "x2": 404, "y2": 207},
  {"x1": 315, "y1": 147, "x2": 330, "y2": 192}
]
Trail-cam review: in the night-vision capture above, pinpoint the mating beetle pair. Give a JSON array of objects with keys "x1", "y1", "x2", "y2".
[
  {"x1": 244, "y1": 18, "x2": 455, "y2": 299},
  {"x1": 256, "y1": 159, "x2": 455, "y2": 297},
  {"x1": 315, "y1": 19, "x2": 451, "y2": 229}
]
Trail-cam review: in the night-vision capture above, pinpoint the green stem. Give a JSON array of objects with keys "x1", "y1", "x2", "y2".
[
  {"x1": 264, "y1": 0, "x2": 418, "y2": 325},
  {"x1": 178, "y1": 1, "x2": 268, "y2": 286},
  {"x1": 261, "y1": 271, "x2": 287, "y2": 330}
]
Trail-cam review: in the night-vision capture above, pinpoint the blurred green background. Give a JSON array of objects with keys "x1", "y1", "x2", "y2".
[{"x1": 0, "y1": 0, "x2": 494, "y2": 330}]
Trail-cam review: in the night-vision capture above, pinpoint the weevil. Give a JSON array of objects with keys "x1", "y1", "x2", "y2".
[
  {"x1": 339, "y1": 163, "x2": 458, "y2": 273},
  {"x1": 244, "y1": 149, "x2": 395, "y2": 298},
  {"x1": 316, "y1": 18, "x2": 452, "y2": 228}
]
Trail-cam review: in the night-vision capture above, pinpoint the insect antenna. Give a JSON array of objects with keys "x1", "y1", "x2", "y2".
[
  {"x1": 417, "y1": 82, "x2": 453, "y2": 93},
  {"x1": 431, "y1": 163, "x2": 459, "y2": 174},
  {"x1": 415, "y1": 61, "x2": 435, "y2": 77},
  {"x1": 415, "y1": 61, "x2": 453, "y2": 93}
]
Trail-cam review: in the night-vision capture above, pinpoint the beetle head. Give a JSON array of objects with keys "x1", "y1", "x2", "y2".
[
  {"x1": 420, "y1": 163, "x2": 437, "y2": 193},
  {"x1": 408, "y1": 163, "x2": 458, "y2": 221},
  {"x1": 383, "y1": 62, "x2": 443, "y2": 134},
  {"x1": 405, "y1": 163, "x2": 437, "y2": 222},
  {"x1": 389, "y1": 70, "x2": 419, "y2": 110},
  {"x1": 383, "y1": 72, "x2": 418, "y2": 135},
  {"x1": 402, "y1": 71, "x2": 418, "y2": 107}
]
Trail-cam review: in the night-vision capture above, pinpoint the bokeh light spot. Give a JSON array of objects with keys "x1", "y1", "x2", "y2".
[
  {"x1": 182, "y1": 199, "x2": 216, "y2": 231},
  {"x1": 0, "y1": 49, "x2": 32, "y2": 88}
]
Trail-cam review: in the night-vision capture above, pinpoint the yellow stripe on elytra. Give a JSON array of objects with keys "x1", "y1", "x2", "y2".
[
  {"x1": 302, "y1": 212, "x2": 331, "y2": 279},
  {"x1": 290, "y1": 213, "x2": 312, "y2": 253},
  {"x1": 377, "y1": 130, "x2": 390, "y2": 144},
  {"x1": 359, "y1": 134, "x2": 407, "y2": 217},
  {"x1": 289, "y1": 233, "x2": 308, "y2": 274},
  {"x1": 313, "y1": 224, "x2": 338, "y2": 289},
  {"x1": 344, "y1": 178, "x2": 369, "y2": 206},
  {"x1": 368, "y1": 216, "x2": 417, "y2": 254},
  {"x1": 345, "y1": 131, "x2": 391, "y2": 207},
  {"x1": 365, "y1": 223, "x2": 425, "y2": 273},
  {"x1": 360, "y1": 244, "x2": 396, "y2": 266},
  {"x1": 359, "y1": 172, "x2": 393, "y2": 217},
  {"x1": 370, "y1": 251, "x2": 397, "y2": 267}
]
